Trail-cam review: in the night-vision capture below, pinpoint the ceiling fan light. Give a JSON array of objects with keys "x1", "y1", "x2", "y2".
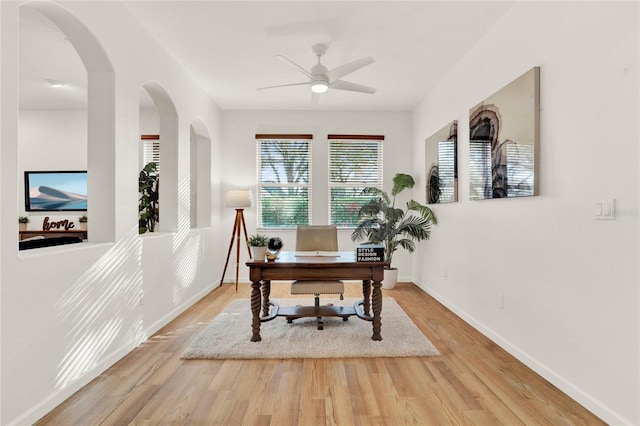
[
  {"x1": 310, "y1": 81, "x2": 328, "y2": 94},
  {"x1": 45, "y1": 79, "x2": 66, "y2": 88}
]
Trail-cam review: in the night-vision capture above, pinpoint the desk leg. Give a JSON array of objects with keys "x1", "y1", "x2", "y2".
[
  {"x1": 371, "y1": 279, "x2": 383, "y2": 341},
  {"x1": 361, "y1": 280, "x2": 371, "y2": 316},
  {"x1": 250, "y1": 280, "x2": 262, "y2": 342},
  {"x1": 261, "y1": 280, "x2": 271, "y2": 317}
]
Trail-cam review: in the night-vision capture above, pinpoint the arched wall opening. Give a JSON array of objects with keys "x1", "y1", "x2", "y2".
[
  {"x1": 19, "y1": 2, "x2": 115, "y2": 243},
  {"x1": 139, "y1": 82, "x2": 178, "y2": 234}
]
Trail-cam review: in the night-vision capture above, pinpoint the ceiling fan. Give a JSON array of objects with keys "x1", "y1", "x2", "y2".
[{"x1": 258, "y1": 43, "x2": 376, "y2": 100}]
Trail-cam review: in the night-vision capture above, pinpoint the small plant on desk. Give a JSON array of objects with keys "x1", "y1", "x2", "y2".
[
  {"x1": 78, "y1": 215, "x2": 88, "y2": 230},
  {"x1": 248, "y1": 234, "x2": 269, "y2": 247},
  {"x1": 248, "y1": 234, "x2": 269, "y2": 262},
  {"x1": 18, "y1": 216, "x2": 29, "y2": 231}
]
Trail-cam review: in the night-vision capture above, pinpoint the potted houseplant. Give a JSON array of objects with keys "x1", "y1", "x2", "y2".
[
  {"x1": 139, "y1": 162, "x2": 159, "y2": 234},
  {"x1": 78, "y1": 215, "x2": 88, "y2": 230},
  {"x1": 248, "y1": 233, "x2": 269, "y2": 261},
  {"x1": 18, "y1": 216, "x2": 29, "y2": 231},
  {"x1": 351, "y1": 173, "x2": 437, "y2": 289}
]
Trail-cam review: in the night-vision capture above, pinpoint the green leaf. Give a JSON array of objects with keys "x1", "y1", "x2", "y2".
[
  {"x1": 351, "y1": 172, "x2": 437, "y2": 267},
  {"x1": 391, "y1": 173, "x2": 415, "y2": 197}
]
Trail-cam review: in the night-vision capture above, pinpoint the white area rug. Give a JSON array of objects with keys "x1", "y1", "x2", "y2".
[{"x1": 181, "y1": 297, "x2": 440, "y2": 359}]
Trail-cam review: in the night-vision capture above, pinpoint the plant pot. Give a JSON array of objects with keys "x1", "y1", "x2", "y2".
[
  {"x1": 382, "y1": 268, "x2": 398, "y2": 289},
  {"x1": 251, "y1": 246, "x2": 268, "y2": 262},
  {"x1": 19, "y1": 223, "x2": 28, "y2": 231},
  {"x1": 79, "y1": 223, "x2": 87, "y2": 231}
]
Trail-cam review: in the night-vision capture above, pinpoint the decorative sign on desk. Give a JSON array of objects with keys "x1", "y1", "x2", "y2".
[
  {"x1": 356, "y1": 244, "x2": 384, "y2": 262},
  {"x1": 42, "y1": 216, "x2": 76, "y2": 231}
]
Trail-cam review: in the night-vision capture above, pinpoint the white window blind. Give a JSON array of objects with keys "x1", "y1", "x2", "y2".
[
  {"x1": 469, "y1": 140, "x2": 491, "y2": 200},
  {"x1": 256, "y1": 134, "x2": 312, "y2": 228},
  {"x1": 437, "y1": 140, "x2": 456, "y2": 203},
  {"x1": 507, "y1": 142, "x2": 534, "y2": 197},
  {"x1": 469, "y1": 140, "x2": 535, "y2": 199},
  {"x1": 142, "y1": 135, "x2": 160, "y2": 172},
  {"x1": 328, "y1": 135, "x2": 384, "y2": 227}
]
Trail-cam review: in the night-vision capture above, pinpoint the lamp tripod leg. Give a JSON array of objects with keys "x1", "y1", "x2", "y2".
[
  {"x1": 239, "y1": 211, "x2": 252, "y2": 259},
  {"x1": 221, "y1": 211, "x2": 240, "y2": 287},
  {"x1": 235, "y1": 211, "x2": 242, "y2": 291}
]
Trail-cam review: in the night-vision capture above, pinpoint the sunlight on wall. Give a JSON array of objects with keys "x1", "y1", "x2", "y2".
[
  {"x1": 54, "y1": 229, "x2": 143, "y2": 389},
  {"x1": 171, "y1": 177, "x2": 205, "y2": 305}
]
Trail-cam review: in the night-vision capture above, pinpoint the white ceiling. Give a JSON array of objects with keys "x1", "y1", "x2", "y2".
[{"x1": 19, "y1": 1, "x2": 514, "y2": 111}]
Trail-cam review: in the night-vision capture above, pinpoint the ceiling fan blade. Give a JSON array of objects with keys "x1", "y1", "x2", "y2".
[
  {"x1": 275, "y1": 55, "x2": 315, "y2": 79},
  {"x1": 257, "y1": 82, "x2": 309, "y2": 90},
  {"x1": 326, "y1": 57, "x2": 374, "y2": 81},
  {"x1": 330, "y1": 80, "x2": 377, "y2": 94}
]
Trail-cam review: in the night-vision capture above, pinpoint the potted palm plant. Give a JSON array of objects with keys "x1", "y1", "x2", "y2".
[
  {"x1": 248, "y1": 233, "x2": 269, "y2": 262},
  {"x1": 351, "y1": 173, "x2": 437, "y2": 289},
  {"x1": 139, "y1": 162, "x2": 159, "y2": 234}
]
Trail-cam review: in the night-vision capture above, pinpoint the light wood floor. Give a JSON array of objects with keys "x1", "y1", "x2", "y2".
[{"x1": 36, "y1": 282, "x2": 604, "y2": 425}]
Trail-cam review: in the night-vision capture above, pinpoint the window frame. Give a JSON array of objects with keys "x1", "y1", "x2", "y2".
[
  {"x1": 255, "y1": 134, "x2": 313, "y2": 229},
  {"x1": 141, "y1": 134, "x2": 160, "y2": 171},
  {"x1": 328, "y1": 134, "x2": 384, "y2": 228}
]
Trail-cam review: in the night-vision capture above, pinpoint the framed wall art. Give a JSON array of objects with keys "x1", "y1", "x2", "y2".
[
  {"x1": 425, "y1": 120, "x2": 458, "y2": 204},
  {"x1": 469, "y1": 67, "x2": 540, "y2": 200}
]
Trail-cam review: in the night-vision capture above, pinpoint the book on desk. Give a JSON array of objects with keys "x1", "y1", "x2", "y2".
[{"x1": 355, "y1": 244, "x2": 384, "y2": 262}]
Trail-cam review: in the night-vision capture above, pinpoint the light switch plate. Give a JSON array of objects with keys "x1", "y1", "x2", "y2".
[{"x1": 595, "y1": 199, "x2": 615, "y2": 220}]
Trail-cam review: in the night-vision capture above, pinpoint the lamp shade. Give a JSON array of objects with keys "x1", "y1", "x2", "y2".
[{"x1": 225, "y1": 189, "x2": 253, "y2": 208}]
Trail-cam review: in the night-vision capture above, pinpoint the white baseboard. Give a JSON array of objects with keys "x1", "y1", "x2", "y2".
[
  {"x1": 412, "y1": 280, "x2": 630, "y2": 426},
  {"x1": 143, "y1": 281, "x2": 220, "y2": 337},
  {"x1": 11, "y1": 280, "x2": 220, "y2": 426}
]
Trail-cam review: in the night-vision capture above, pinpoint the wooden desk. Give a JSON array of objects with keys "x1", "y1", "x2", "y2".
[
  {"x1": 246, "y1": 251, "x2": 386, "y2": 342},
  {"x1": 19, "y1": 230, "x2": 87, "y2": 241}
]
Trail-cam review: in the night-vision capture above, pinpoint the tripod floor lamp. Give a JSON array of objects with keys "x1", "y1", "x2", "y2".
[{"x1": 221, "y1": 189, "x2": 253, "y2": 291}]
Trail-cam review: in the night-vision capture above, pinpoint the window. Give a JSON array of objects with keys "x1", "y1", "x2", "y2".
[
  {"x1": 469, "y1": 140, "x2": 491, "y2": 200},
  {"x1": 256, "y1": 134, "x2": 312, "y2": 228},
  {"x1": 437, "y1": 140, "x2": 456, "y2": 203},
  {"x1": 141, "y1": 134, "x2": 160, "y2": 172},
  {"x1": 506, "y1": 142, "x2": 534, "y2": 197},
  {"x1": 469, "y1": 139, "x2": 534, "y2": 199},
  {"x1": 328, "y1": 135, "x2": 384, "y2": 227}
]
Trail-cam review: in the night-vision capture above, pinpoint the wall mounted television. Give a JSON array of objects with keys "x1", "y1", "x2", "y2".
[{"x1": 24, "y1": 171, "x2": 88, "y2": 212}]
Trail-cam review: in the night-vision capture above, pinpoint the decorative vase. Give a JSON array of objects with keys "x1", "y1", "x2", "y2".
[
  {"x1": 382, "y1": 268, "x2": 398, "y2": 290},
  {"x1": 79, "y1": 223, "x2": 87, "y2": 231},
  {"x1": 251, "y1": 246, "x2": 268, "y2": 262},
  {"x1": 19, "y1": 223, "x2": 27, "y2": 231}
]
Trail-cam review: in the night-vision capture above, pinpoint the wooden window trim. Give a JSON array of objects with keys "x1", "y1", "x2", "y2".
[
  {"x1": 327, "y1": 134, "x2": 384, "y2": 141},
  {"x1": 255, "y1": 134, "x2": 313, "y2": 140}
]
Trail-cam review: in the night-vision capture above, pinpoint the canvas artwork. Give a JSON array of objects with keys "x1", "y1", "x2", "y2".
[
  {"x1": 425, "y1": 120, "x2": 458, "y2": 204},
  {"x1": 469, "y1": 67, "x2": 540, "y2": 199},
  {"x1": 24, "y1": 171, "x2": 88, "y2": 211}
]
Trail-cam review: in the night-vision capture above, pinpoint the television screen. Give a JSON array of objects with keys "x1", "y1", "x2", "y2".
[{"x1": 24, "y1": 171, "x2": 88, "y2": 211}]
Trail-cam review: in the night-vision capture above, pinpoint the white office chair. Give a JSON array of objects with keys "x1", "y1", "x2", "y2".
[{"x1": 289, "y1": 225, "x2": 345, "y2": 330}]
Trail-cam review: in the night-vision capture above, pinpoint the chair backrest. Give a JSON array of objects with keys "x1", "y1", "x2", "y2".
[{"x1": 295, "y1": 225, "x2": 338, "y2": 251}]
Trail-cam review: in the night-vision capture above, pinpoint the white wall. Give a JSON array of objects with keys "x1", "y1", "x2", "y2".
[
  {"x1": 221, "y1": 110, "x2": 413, "y2": 282},
  {"x1": 1, "y1": 2, "x2": 223, "y2": 424},
  {"x1": 18, "y1": 110, "x2": 87, "y2": 228},
  {"x1": 412, "y1": 2, "x2": 639, "y2": 424}
]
